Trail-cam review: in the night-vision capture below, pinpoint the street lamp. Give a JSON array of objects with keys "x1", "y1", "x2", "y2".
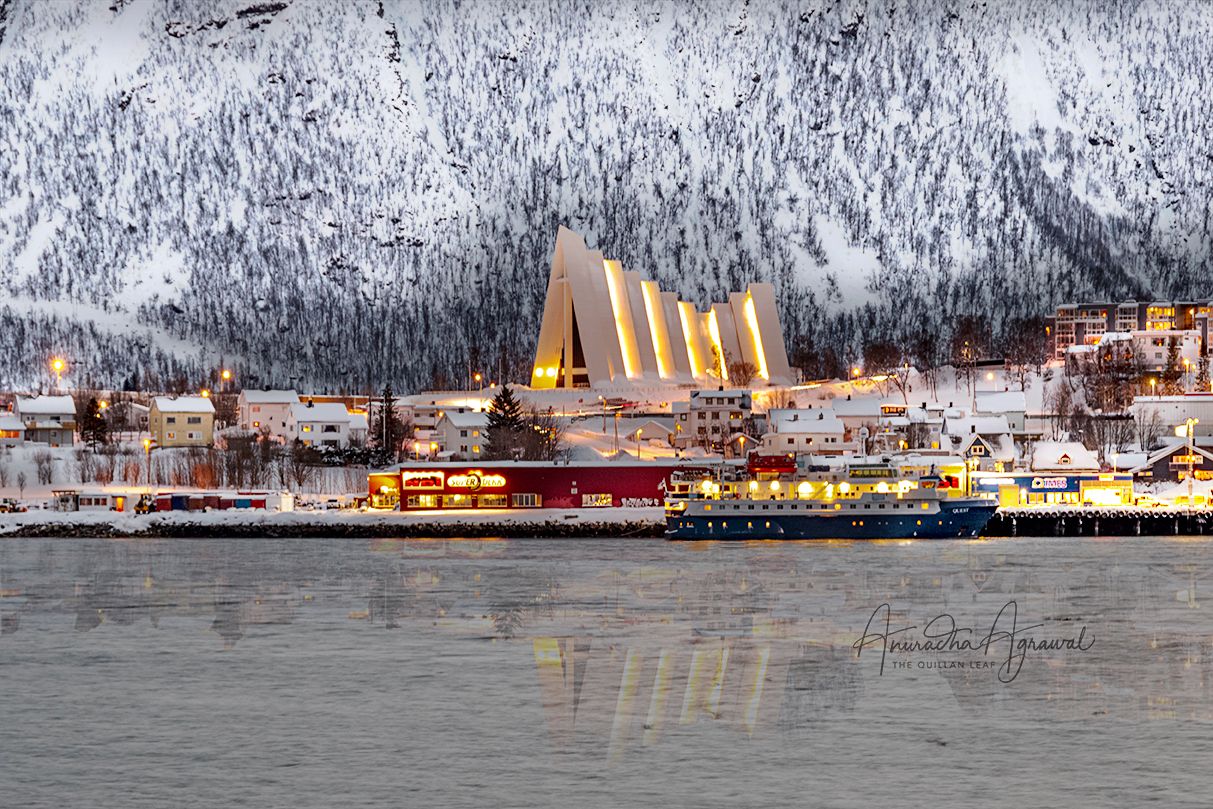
[
  {"x1": 636, "y1": 427, "x2": 643, "y2": 461},
  {"x1": 50, "y1": 357, "x2": 66, "y2": 390},
  {"x1": 142, "y1": 438, "x2": 153, "y2": 492},
  {"x1": 200, "y1": 388, "x2": 211, "y2": 398},
  {"x1": 1150, "y1": 377, "x2": 1157, "y2": 398}
]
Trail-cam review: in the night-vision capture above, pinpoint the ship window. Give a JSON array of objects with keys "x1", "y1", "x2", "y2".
[
  {"x1": 864, "y1": 504, "x2": 871, "y2": 509},
  {"x1": 879, "y1": 504, "x2": 886, "y2": 509},
  {"x1": 922, "y1": 503, "x2": 930, "y2": 510},
  {"x1": 777, "y1": 505, "x2": 784, "y2": 510},
  {"x1": 747, "y1": 522, "x2": 752, "y2": 528}
]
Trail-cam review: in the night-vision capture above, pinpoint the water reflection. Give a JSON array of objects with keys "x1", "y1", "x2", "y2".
[{"x1": 1, "y1": 535, "x2": 1211, "y2": 755}]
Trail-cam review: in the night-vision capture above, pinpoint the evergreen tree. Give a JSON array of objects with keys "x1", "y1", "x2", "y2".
[
  {"x1": 1197, "y1": 353, "x2": 1210, "y2": 393},
  {"x1": 485, "y1": 385, "x2": 526, "y2": 460},
  {"x1": 1162, "y1": 338, "x2": 1183, "y2": 393},
  {"x1": 370, "y1": 384, "x2": 409, "y2": 464},
  {"x1": 81, "y1": 397, "x2": 108, "y2": 449}
]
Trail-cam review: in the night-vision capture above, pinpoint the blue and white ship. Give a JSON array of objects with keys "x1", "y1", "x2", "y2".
[{"x1": 665, "y1": 456, "x2": 997, "y2": 540}]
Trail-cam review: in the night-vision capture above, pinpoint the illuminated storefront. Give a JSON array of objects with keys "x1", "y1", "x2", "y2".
[
  {"x1": 368, "y1": 462, "x2": 677, "y2": 511},
  {"x1": 973, "y1": 472, "x2": 1134, "y2": 507}
]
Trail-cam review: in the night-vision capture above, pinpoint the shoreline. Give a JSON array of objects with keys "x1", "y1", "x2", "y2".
[{"x1": 4, "y1": 506, "x2": 1213, "y2": 540}]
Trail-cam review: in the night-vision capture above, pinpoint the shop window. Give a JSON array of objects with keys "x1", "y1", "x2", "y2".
[
  {"x1": 444, "y1": 494, "x2": 473, "y2": 508},
  {"x1": 479, "y1": 494, "x2": 508, "y2": 508},
  {"x1": 582, "y1": 493, "x2": 613, "y2": 507},
  {"x1": 407, "y1": 494, "x2": 439, "y2": 508},
  {"x1": 512, "y1": 493, "x2": 541, "y2": 508}
]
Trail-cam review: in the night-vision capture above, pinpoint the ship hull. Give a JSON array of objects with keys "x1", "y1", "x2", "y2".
[{"x1": 667, "y1": 499, "x2": 997, "y2": 541}]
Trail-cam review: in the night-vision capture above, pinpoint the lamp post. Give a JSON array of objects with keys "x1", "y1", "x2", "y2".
[
  {"x1": 221, "y1": 368, "x2": 232, "y2": 393},
  {"x1": 143, "y1": 438, "x2": 153, "y2": 493},
  {"x1": 1186, "y1": 418, "x2": 1199, "y2": 516},
  {"x1": 636, "y1": 427, "x2": 643, "y2": 461},
  {"x1": 1150, "y1": 377, "x2": 1157, "y2": 398}
]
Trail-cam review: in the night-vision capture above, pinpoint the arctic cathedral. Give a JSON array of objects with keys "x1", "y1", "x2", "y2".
[{"x1": 531, "y1": 227, "x2": 792, "y2": 389}]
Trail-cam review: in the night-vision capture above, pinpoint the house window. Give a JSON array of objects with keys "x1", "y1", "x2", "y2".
[
  {"x1": 460, "y1": 430, "x2": 467, "y2": 437},
  {"x1": 167, "y1": 432, "x2": 176, "y2": 439},
  {"x1": 252, "y1": 405, "x2": 261, "y2": 413},
  {"x1": 187, "y1": 416, "x2": 201, "y2": 425},
  {"x1": 187, "y1": 432, "x2": 198, "y2": 440},
  {"x1": 582, "y1": 493, "x2": 613, "y2": 507},
  {"x1": 512, "y1": 493, "x2": 541, "y2": 508},
  {"x1": 472, "y1": 430, "x2": 480, "y2": 437},
  {"x1": 472, "y1": 446, "x2": 480, "y2": 454},
  {"x1": 302, "y1": 425, "x2": 312, "y2": 432},
  {"x1": 253, "y1": 421, "x2": 261, "y2": 428},
  {"x1": 166, "y1": 417, "x2": 176, "y2": 424},
  {"x1": 323, "y1": 425, "x2": 338, "y2": 432}
]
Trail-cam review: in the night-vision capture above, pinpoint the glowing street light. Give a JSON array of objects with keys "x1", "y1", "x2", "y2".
[
  {"x1": 50, "y1": 357, "x2": 66, "y2": 388},
  {"x1": 1150, "y1": 377, "x2": 1157, "y2": 397},
  {"x1": 852, "y1": 367, "x2": 862, "y2": 378},
  {"x1": 221, "y1": 369, "x2": 232, "y2": 381}
]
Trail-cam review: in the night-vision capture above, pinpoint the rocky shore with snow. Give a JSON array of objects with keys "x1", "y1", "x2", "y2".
[{"x1": 0, "y1": 508, "x2": 668, "y2": 539}]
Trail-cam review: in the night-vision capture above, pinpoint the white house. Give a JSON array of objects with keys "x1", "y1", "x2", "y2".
[
  {"x1": 672, "y1": 390, "x2": 752, "y2": 450},
  {"x1": 15, "y1": 395, "x2": 77, "y2": 446},
  {"x1": 287, "y1": 401, "x2": 352, "y2": 447},
  {"x1": 435, "y1": 411, "x2": 488, "y2": 459},
  {"x1": 0, "y1": 413, "x2": 25, "y2": 447},
  {"x1": 942, "y1": 415, "x2": 1016, "y2": 472},
  {"x1": 237, "y1": 390, "x2": 300, "y2": 438},
  {"x1": 761, "y1": 408, "x2": 855, "y2": 455}
]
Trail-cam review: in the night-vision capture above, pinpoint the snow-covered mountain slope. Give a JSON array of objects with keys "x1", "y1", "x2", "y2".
[{"x1": 1, "y1": 0, "x2": 1211, "y2": 392}]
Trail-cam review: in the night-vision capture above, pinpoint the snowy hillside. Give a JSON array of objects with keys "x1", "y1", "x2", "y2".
[{"x1": 1, "y1": 0, "x2": 1211, "y2": 392}]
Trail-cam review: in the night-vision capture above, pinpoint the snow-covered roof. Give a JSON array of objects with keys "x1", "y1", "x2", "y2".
[
  {"x1": 1031, "y1": 441, "x2": 1100, "y2": 472},
  {"x1": 153, "y1": 396, "x2": 215, "y2": 414},
  {"x1": 348, "y1": 412, "x2": 368, "y2": 430},
  {"x1": 829, "y1": 397, "x2": 888, "y2": 417},
  {"x1": 290, "y1": 402, "x2": 352, "y2": 423},
  {"x1": 439, "y1": 410, "x2": 488, "y2": 429},
  {"x1": 241, "y1": 389, "x2": 300, "y2": 404},
  {"x1": 943, "y1": 415, "x2": 1011, "y2": 437},
  {"x1": 1096, "y1": 331, "x2": 1133, "y2": 345},
  {"x1": 958, "y1": 433, "x2": 1016, "y2": 462},
  {"x1": 975, "y1": 390, "x2": 1027, "y2": 414},
  {"x1": 770, "y1": 408, "x2": 845, "y2": 433},
  {"x1": 625, "y1": 419, "x2": 673, "y2": 440},
  {"x1": 15, "y1": 395, "x2": 75, "y2": 416},
  {"x1": 0, "y1": 414, "x2": 25, "y2": 431}
]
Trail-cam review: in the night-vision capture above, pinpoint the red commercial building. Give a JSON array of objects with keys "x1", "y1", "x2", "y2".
[{"x1": 367, "y1": 461, "x2": 678, "y2": 510}]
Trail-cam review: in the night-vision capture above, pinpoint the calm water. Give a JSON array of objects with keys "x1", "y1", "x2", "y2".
[{"x1": 1, "y1": 535, "x2": 1210, "y2": 808}]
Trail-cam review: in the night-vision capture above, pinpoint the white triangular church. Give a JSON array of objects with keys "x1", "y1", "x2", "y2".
[{"x1": 531, "y1": 227, "x2": 792, "y2": 389}]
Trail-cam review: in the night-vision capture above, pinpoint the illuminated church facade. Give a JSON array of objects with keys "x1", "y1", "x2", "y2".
[{"x1": 531, "y1": 227, "x2": 792, "y2": 390}]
